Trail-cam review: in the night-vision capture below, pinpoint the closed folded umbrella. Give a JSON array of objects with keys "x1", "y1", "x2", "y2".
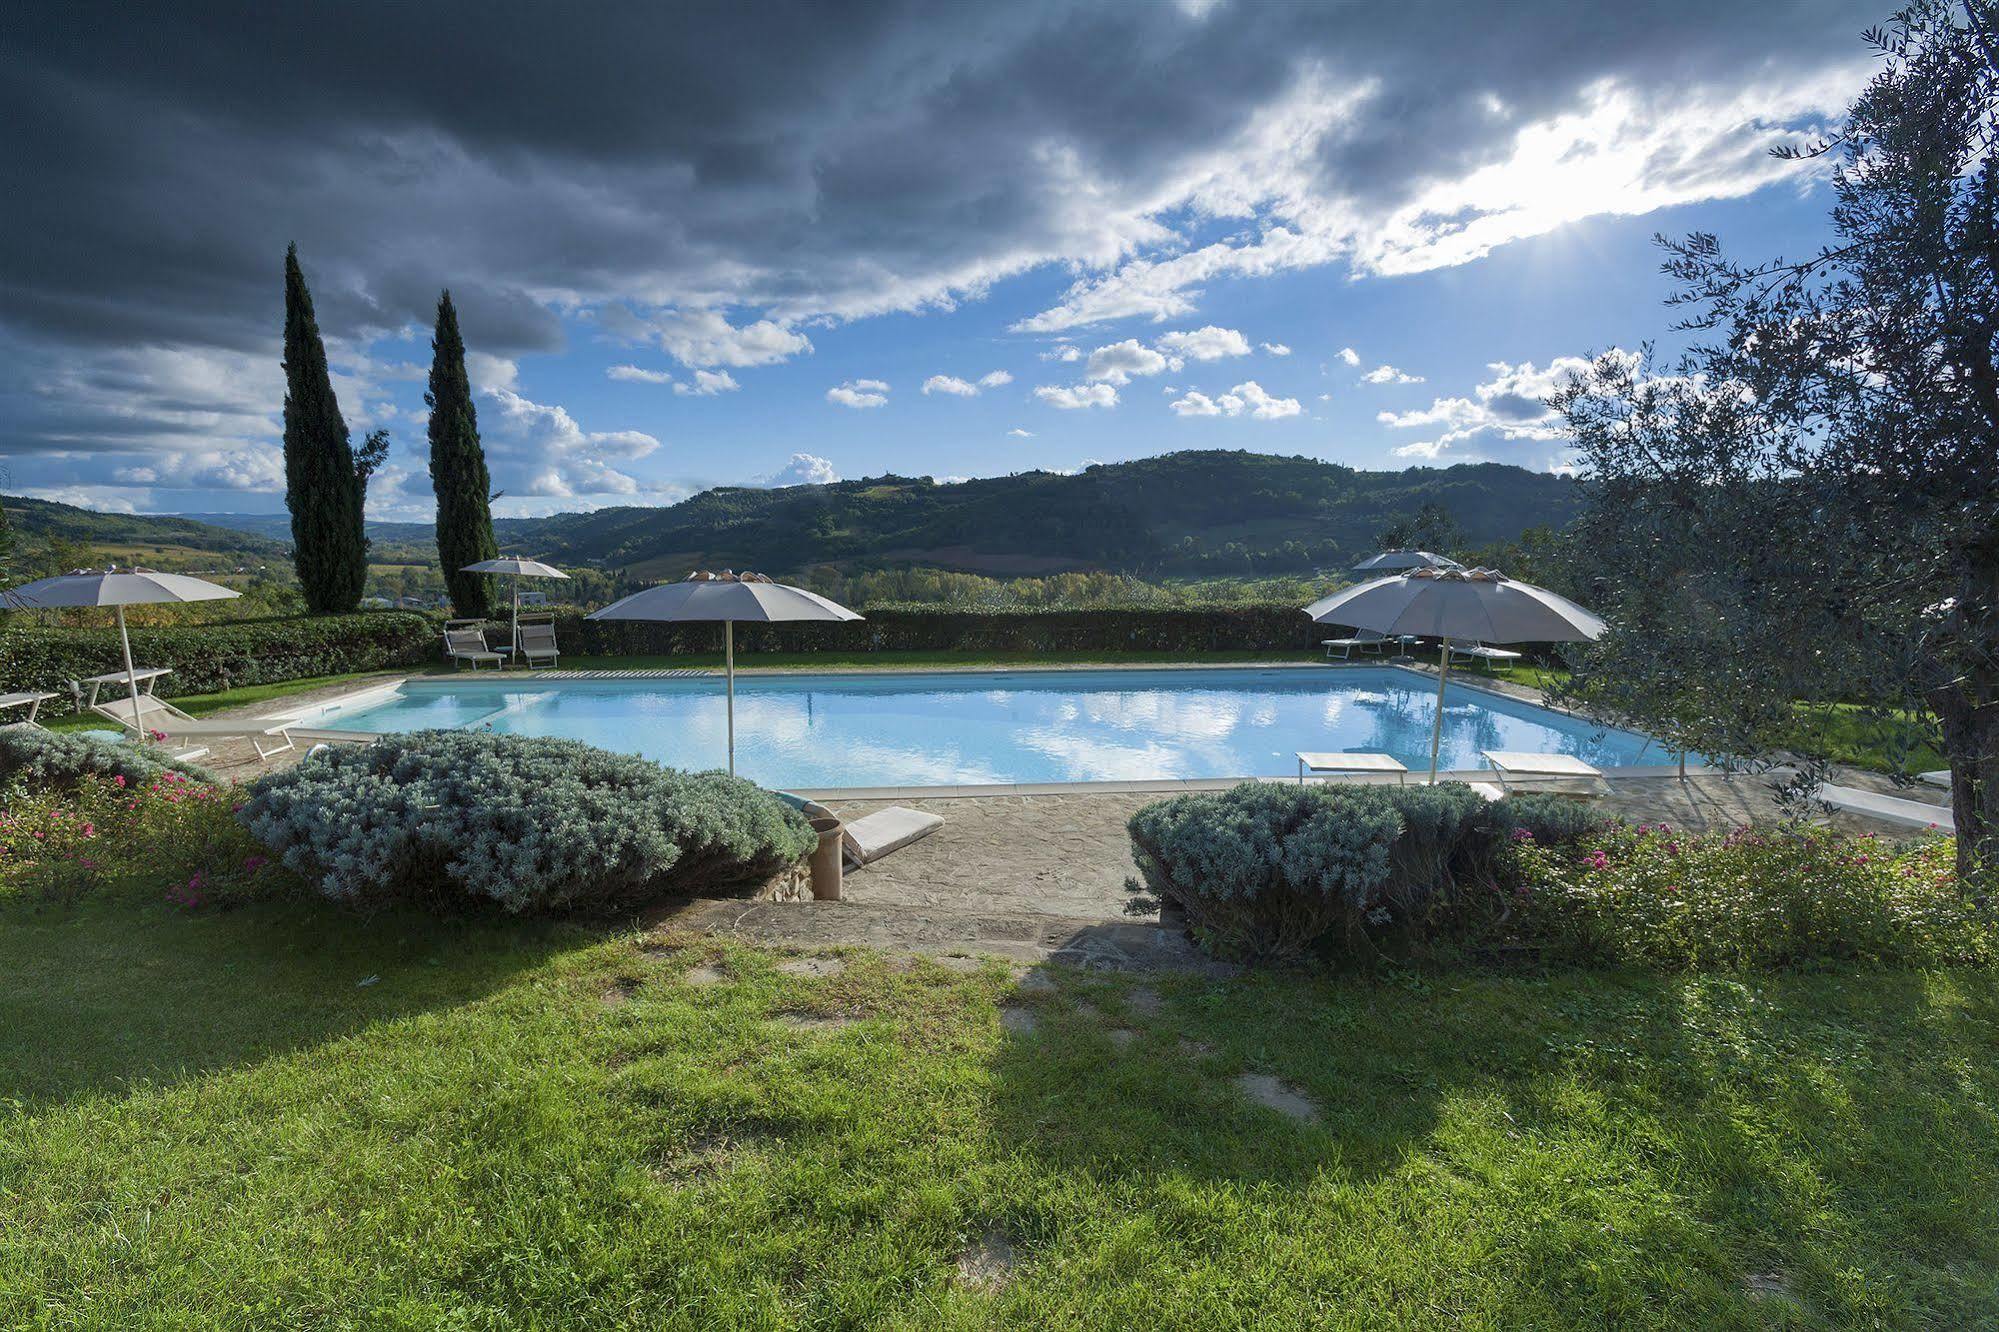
[
  {"x1": 1304, "y1": 567, "x2": 1605, "y2": 780},
  {"x1": 3, "y1": 567, "x2": 240, "y2": 733},
  {"x1": 586, "y1": 571, "x2": 861, "y2": 774},
  {"x1": 461, "y1": 557, "x2": 570, "y2": 660}
]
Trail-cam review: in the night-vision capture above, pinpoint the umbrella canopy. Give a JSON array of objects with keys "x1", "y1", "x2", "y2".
[
  {"x1": 1304, "y1": 568, "x2": 1605, "y2": 781},
  {"x1": 4, "y1": 568, "x2": 242, "y2": 610},
  {"x1": 1349, "y1": 549, "x2": 1464, "y2": 573},
  {"x1": 461, "y1": 557, "x2": 571, "y2": 657},
  {"x1": 587, "y1": 571, "x2": 862, "y2": 774},
  {"x1": 3, "y1": 567, "x2": 239, "y2": 733}
]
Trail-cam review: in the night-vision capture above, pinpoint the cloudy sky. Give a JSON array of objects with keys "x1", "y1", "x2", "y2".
[{"x1": 2, "y1": 0, "x2": 1878, "y2": 518}]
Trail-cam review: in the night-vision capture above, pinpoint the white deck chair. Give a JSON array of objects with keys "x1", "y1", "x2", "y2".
[
  {"x1": 517, "y1": 620, "x2": 560, "y2": 669},
  {"x1": 90, "y1": 690, "x2": 297, "y2": 761},
  {"x1": 0, "y1": 690, "x2": 58, "y2": 729},
  {"x1": 444, "y1": 623, "x2": 505, "y2": 670},
  {"x1": 789, "y1": 797, "x2": 944, "y2": 869}
]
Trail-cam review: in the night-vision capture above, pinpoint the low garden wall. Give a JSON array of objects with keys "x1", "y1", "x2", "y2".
[{"x1": 0, "y1": 611, "x2": 438, "y2": 707}]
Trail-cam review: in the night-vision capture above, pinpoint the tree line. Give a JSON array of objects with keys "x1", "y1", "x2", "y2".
[{"x1": 281, "y1": 244, "x2": 500, "y2": 619}]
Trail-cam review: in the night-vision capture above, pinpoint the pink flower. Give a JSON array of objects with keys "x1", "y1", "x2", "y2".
[
  {"x1": 112, "y1": 775, "x2": 126, "y2": 788},
  {"x1": 1511, "y1": 828, "x2": 1535, "y2": 842},
  {"x1": 80, "y1": 823, "x2": 95, "y2": 838},
  {"x1": 243, "y1": 854, "x2": 267, "y2": 872}
]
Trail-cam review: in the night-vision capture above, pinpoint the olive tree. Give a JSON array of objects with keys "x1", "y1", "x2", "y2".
[{"x1": 1552, "y1": 0, "x2": 1999, "y2": 879}]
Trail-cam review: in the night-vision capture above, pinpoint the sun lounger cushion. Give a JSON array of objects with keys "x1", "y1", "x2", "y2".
[{"x1": 841, "y1": 806, "x2": 944, "y2": 866}]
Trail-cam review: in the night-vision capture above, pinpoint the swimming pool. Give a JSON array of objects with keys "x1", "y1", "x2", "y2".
[{"x1": 294, "y1": 666, "x2": 1666, "y2": 789}]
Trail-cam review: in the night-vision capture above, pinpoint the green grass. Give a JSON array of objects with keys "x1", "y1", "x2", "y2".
[
  {"x1": 2, "y1": 892, "x2": 1996, "y2": 1328},
  {"x1": 42, "y1": 670, "x2": 395, "y2": 734}
]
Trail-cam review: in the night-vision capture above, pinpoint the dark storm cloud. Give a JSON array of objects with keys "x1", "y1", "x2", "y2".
[{"x1": 0, "y1": 0, "x2": 1878, "y2": 482}]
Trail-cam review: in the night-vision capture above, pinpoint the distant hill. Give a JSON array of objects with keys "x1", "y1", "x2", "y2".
[
  {"x1": 147, "y1": 450, "x2": 1582, "y2": 579},
  {"x1": 4, "y1": 496, "x2": 285, "y2": 560},
  {"x1": 503, "y1": 451, "x2": 1583, "y2": 578}
]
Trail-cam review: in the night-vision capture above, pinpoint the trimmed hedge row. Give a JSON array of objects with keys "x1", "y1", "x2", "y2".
[
  {"x1": 0, "y1": 611, "x2": 438, "y2": 707},
  {"x1": 549, "y1": 602, "x2": 1323, "y2": 656}
]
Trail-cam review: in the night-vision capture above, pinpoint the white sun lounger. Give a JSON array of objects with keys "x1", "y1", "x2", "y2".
[
  {"x1": 1296, "y1": 751, "x2": 1408, "y2": 785},
  {"x1": 86, "y1": 673, "x2": 298, "y2": 762},
  {"x1": 1480, "y1": 750, "x2": 1608, "y2": 798},
  {"x1": 517, "y1": 620, "x2": 560, "y2": 669},
  {"x1": 1449, "y1": 643, "x2": 1525, "y2": 671},
  {"x1": 1814, "y1": 783, "x2": 1954, "y2": 832},
  {"x1": 0, "y1": 690, "x2": 58, "y2": 729},
  {"x1": 444, "y1": 624, "x2": 506, "y2": 670},
  {"x1": 840, "y1": 807, "x2": 945, "y2": 867}
]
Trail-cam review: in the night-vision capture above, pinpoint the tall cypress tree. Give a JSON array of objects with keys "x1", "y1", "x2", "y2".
[
  {"x1": 426, "y1": 290, "x2": 499, "y2": 618},
  {"x1": 281, "y1": 244, "x2": 368, "y2": 613}
]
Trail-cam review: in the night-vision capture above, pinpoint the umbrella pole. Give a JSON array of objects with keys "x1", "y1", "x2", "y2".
[
  {"x1": 117, "y1": 605, "x2": 145, "y2": 737},
  {"x1": 511, "y1": 574, "x2": 521, "y2": 662},
  {"x1": 1428, "y1": 635, "x2": 1452, "y2": 784},
  {"x1": 724, "y1": 620, "x2": 736, "y2": 776}
]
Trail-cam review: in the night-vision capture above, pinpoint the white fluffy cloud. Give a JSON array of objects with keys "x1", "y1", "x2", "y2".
[
  {"x1": 827, "y1": 378, "x2": 890, "y2": 408},
  {"x1": 1006, "y1": 427, "x2": 1034, "y2": 437},
  {"x1": 673, "y1": 368, "x2": 740, "y2": 396},
  {"x1": 112, "y1": 447, "x2": 285, "y2": 492},
  {"x1": 1041, "y1": 345, "x2": 1083, "y2": 363},
  {"x1": 1261, "y1": 342, "x2": 1291, "y2": 356},
  {"x1": 1362, "y1": 364, "x2": 1424, "y2": 385},
  {"x1": 646, "y1": 309, "x2": 812, "y2": 368},
  {"x1": 978, "y1": 369, "x2": 1013, "y2": 388},
  {"x1": 923, "y1": 374, "x2": 978, "y2": 396},
  {"x1": 760, "y1": 452, "x2": 839, "y2": 486},
  {"x1": 1156, "y1": 326, "x2": 1251, "y2": 362},
  {"x1": 1168, "y1": 380, "x2": 1300, "y2": 420},
  {"x1": 1084, "y1": 339, "x2": 1171, "y2": 385},
  {"x1": 1338, "y1": 347, "x2": 1361, "y2": 366},
  {"x1": 484, "y1": 382, "x2": 665, "y2": 504},
  {"x1": 1381, "y1": 351, "x2": 1629, "y2": 458},
  {"x1": 606, "y1": 364, "x2": 675, "y2": 384},
  {"x1": 1034, "y1": 382, "x2": 1119, "y2": 410}
]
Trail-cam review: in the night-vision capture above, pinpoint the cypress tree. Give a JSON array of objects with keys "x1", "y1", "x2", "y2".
[
  {"x1": 426, "y1": 290, "x2": 499, "y2": 618},
  {"x1": 281, "y1": 244, "x2": 368, "y2": 613}
]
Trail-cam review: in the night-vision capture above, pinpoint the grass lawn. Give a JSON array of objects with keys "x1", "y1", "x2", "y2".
[
  {"x1": 3, "y1": 893, "x2": 1996, "y2": 1328},
  {"x1": 41, "y1": 670, "x2": 398, "y2": 734}
]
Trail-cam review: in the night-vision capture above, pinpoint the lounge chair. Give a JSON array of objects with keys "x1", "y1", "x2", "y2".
[
  {"x1": 1448, "y1": 642, "x2": 1524, "y2": 672},
  {"x1": 1321, "y1": 629, "x2": 1416, "y2": 660},
  {"x1": 90, "y1": 688, "x2": 298, "y2": 761},
  {"x1": 1479, "y1": 750, "x2": 1608, "y2": 799},
  {"x1": 1295, "y1": 751, "x2": 1408, "y2": 785},
  {"x1": 444, "y1": 623, "x2": 505, "y2": 670},
  {"x1": 0, "y1": 690, "x2": 58, "y2": 729},
  {"x1": 783, "y1": 795, "x2": 944, "y2": 869},
  {"x1": 517, "y1": 619, "x2": 560, "y2": 669}
]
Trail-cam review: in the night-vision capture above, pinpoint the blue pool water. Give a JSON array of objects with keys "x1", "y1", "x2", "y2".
[{"x1": 304, "y1": 666, "x2": 1664, "y2": 788}]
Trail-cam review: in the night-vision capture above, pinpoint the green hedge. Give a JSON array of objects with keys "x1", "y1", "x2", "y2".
[
  {"x1": 547, "y1": 603, "x2": 1322, "y2": 656},
  {"x1": 0, "y1": 612, "x2": 438, "y2": 709}
]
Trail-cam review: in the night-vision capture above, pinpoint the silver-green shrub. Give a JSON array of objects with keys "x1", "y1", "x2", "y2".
[
  {"x1": 238, "y1": 730, "x2": 816, "y2": 912},
  {"x1": 1128, "y1": 782, "x2": 1399, "y2": 961},
  {"x1": 0, "y1": 727, "x2": 215, "y2": 796}
]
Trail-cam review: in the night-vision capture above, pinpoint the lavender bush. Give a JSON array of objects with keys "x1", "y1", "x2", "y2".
[{"x1": 239, "y1": 731, "x2": 816, "y2": 912}]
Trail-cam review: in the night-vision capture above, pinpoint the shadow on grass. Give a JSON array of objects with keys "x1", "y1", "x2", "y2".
[
  {"x1": 0, "y1": 891, "x2": 603, "y2": 1112},
  {"x1": 983, "y1": 959, "x2": 1999, "y2": 1323}
]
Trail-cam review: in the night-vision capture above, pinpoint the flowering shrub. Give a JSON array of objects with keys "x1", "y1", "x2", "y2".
[
  {"x1": 0, "y1": 727, "x2": 214, "y2": 794},
  {"x1": 1488, "y1": 794, "x2": 1607, "y2": 849},
  {"x1": 1513, "y1": 824, "x2": 1993, "y2": 969},
  {"x1": 238, "y1": 731, "x2": 818, "y2": 913},
  {"x1": 1128, "y1": 782, "x2": 1399, "y2": 962},
  {"x1": 0, "y1": 769, "x2": 274, "y2": 906}
]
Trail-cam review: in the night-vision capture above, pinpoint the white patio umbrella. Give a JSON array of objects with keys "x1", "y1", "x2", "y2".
[
  {"x1": 586, "y1": 571, "x2": 862, "y2": 775},
  {"x1": 1304, "y1": 567, "x2": 1605, "y2": 781},
  {"x1": 2, "y1": 567, "x2": 240, "y2": 734},
  {"x1": 461, "y1": 557, "x2": 570, "y2": 659},
  {"x1": 1350, "y1": 549, "x2": 1464, "y2": 573}
]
